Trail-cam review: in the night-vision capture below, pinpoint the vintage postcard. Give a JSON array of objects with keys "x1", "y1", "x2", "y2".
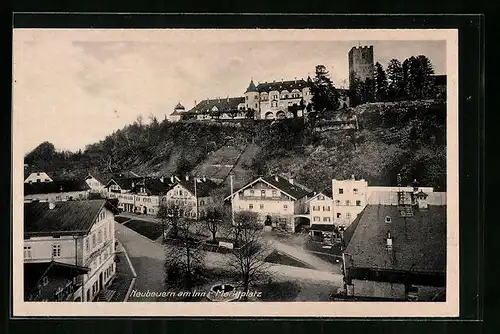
[{"x1": 12, "y1": 28, "x2": 459, "y2": 317}]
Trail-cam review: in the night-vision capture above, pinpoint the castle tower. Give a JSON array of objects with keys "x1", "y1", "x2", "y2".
[
  {"x1": 244, "y1": 79, "x2": 260, "y2": 113},
  {"x1": 348, "y1": 45, "x2": 374, "y2": 88},
  {"x1": 168, "y1": 102, "x2": 185, "y2": 122}
]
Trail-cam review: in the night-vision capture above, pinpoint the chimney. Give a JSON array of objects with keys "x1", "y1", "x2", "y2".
[
  {"x1": 170, "y1": 175, "x2": 174, "y2": 184},
  {"x1": 289, "y1": 178, "x2": 294, "y2": 185},
  {"x1": 386, "y1": 232, "x2": 393, "y2": 250},
  {"x1": 185, "y1": 175, "x2": 189, "y2": 181},
  {"x1": 49, "y1": 202, "x2": 55, "y2": 210},
  {"x1": 275, "y1": 175, "x2": 279, "y2": 182},
  {"x1": 351, "y1": 174, "x2": 355, "y2": 180},
  {"x1": 131, "y1": 182, "x2": 135, "y2": 188},
  {"x1": 160, "y1": 176, "x2": 164, "y2": 183}
]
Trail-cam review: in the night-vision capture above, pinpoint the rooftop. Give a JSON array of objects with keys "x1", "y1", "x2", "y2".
[
  {"x1": 344, "y1": 204, "x2": 447, "y2": 274},
  {"x1": 24, "y1": 179, "x2": 90, "y2": 195},
  {"x1": 24, "y1": 199, "x2": 117, "y2": 237},
  {"x1": 186, "y1": 97, "x2": 246, "y2": 115}
]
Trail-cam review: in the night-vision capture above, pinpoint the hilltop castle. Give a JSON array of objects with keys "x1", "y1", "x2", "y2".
[{"x1": 168, "y1": 45, "x2": 373, "y2": 122}]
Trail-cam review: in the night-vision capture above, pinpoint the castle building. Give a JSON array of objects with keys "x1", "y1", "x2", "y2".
[{"x1": 348, "y1": 46, "x2": 374, "y2": 87}]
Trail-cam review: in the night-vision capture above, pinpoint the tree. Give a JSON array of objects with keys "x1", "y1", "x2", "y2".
[
  {"x1": 311, "y1": 65, "x2": 340, "y2": 113},
  {"x1": 157, "y1": 201, "x2": 193, "y2": 239},
  {"x1": 164, "y1": 234, "x2": 205, "y2": 293},
  {"x1": 228, "y1": 211, "x2": 271, "y2": 296},
  {"x1": 386, "y1": 59, "x2": 405, "y2": 100},
  {"x1": 349, "y1": 75, "x2": 374, "y2": 106},
  {"x1": 374, "y1": 62, "x2": 388, "y2": 102},
  {"x1": 227, "y1": 108, "x2": 240, "y2": 120},
  {"x1": 203, "y1": 207, "x2": 226, "y2": 244},
  {"x1": 245, "y1": 108, "x2": 256, "y2": 120}
]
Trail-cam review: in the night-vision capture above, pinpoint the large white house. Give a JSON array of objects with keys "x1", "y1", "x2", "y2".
[
  {"x1": 24, "y1": 200, "x2": 119, "y2": 302},
  {"x1": 225, "y1": 175, "x2": 312, "y2": 232}
]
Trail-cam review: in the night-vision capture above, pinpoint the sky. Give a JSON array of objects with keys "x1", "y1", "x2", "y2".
[{"x1": 13, "y1": 29, "x2": 448, "y2": 154}]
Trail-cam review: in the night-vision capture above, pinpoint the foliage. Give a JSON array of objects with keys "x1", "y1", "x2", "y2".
[
  {"x1": 311, "y1": 65, "x2": 340, "y2": 113},
  {"x1": 386, "y1": 59, "x2": 405, "y2": 101},
  {"x1": 228, "y1": 211, "x2": 271, "y2": 294},
  {"x1": 374, "y1": 62, "x2": 388, "y2": 102}
]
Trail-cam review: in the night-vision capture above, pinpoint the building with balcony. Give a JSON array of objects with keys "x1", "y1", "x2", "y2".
[
  {"x1": 24, "y1": 179, "x2": 91, "y2": 203},
  {"x1": 23, "y1": 199, "x2": 119, "y2": 302}
]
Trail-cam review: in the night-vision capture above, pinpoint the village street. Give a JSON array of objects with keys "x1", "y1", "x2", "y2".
[{"x1": 115, "y1": 221, "x2": 343, "y2": 302}]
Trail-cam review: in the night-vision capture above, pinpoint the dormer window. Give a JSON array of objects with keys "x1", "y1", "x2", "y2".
[{"x1": 385, "y1": 216, "x2": 392, "y2": 223}]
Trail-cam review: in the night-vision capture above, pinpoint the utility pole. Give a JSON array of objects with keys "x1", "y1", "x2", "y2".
[{"x1": 230, "y1": 174, "x2": 235, "y2": 225}]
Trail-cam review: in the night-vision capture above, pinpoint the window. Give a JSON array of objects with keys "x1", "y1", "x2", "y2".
[
  {"x1": 283, "y1": 204, "x2": 288, "y2": 210},
  {"x1": 98, "y1": 230, "x2": 102, "y2": 243},
  {"x1": 356, "y1": 200, "x2": 362, "y2": 206},
  {"x1": 313, "y1": 216, "x2": 320, "y2": 222},
  {"x1": 179, "y1": 190, "x2": 183, "y2": 196},
  {"x1": 385, "y1": 216, "x2": 392, "y2": 223},
  {"x1": 337, "y1": 213, "x2": 341, "y2": 218},
  {"x1": 52, "y1": 244, "x2": 61, "y2": 258},
  {"x1": 335, "y1": 200, "x2": 340, "y2": 206},
  {"x1": 339, "y1": 188, "x2": 344, "y2": 194},
  {"x1": 260, "y1": 204, "x2": 264, "y2": 210},
  {"x1": 92, "y1": 234, "x2": 96, "y2": 248},
  {"x1": 323, "y1": 217, "x2": 331, "y2": 222},
  {"x1": 346, "y1": 200, "x2": 351, "y2": 206},
  {"x1": 104, "y1": 227, "x2": 107, "y2": 240},
  {"x1": 249, "y1": 204, "x2": 254, "y2": 210},
  {"x1": 272, "y1": 190, "x2": 277, "y2": 197},
  {"x1": 200, "y1": 200, "x2": 205, "y2": 206},
  {"x1": 23, "y1": 246, "x2": 32, "y2": 259},
  {"x1": 318, "y1": 195, "x2": 324, "y2": 200},
  {"x1": 353, "y1": 188, "x2": 358, "y2": 194},
  {"x1": 249, "y1": 189, "x2": 254, "y2": 195},
  {"x1": 261, "y1": 190, "x2": 266, "y2": 197},
  {"x1": 85, "y1": 239, "x2": 89, "y2": 252},
  {"x1": 326, "y1": 206, "x2": 331, "y2": 211}
]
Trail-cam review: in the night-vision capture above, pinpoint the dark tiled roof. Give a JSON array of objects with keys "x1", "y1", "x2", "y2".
[
  {"x1": 24, "y1": 179, "x2": 90, "y2": 195},
  {"x1": 256, "y1": 79, "x2": 310, "y2": 93},
  {"x1": 24, "y1": 199, "x2": 114, "y2": 236},
  {"x1": 177, "y1": 178, "x2": 219, "y2": 197},
  {"x1": 175, "y1": 102, "x2": 185, "y2": 110},
  {"x1": 132, "y1": 178, "x2": 173, "y2": 196},
  {"x1": 187, "y1": 97, "x2": 245, "y2": 114},
  {"x1": 344, "y1": 204, "x2": 447, "y2": 274},
  {"x1": 261, "y1": 175, "x2": 310, "y2": 200},
  {"x1": 106, "y1": 177, "x2": 145, "y2": 190}
]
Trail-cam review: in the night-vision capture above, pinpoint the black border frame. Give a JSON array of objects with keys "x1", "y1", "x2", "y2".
[{"x1": 7, "y1": 12, "x2": 484, "y2": 333}]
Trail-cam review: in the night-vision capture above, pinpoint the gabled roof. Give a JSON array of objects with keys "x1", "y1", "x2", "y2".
[
  {"x1": 131, "y1": 178, "x2": 173, "y2": 196},
  {"x1": 343, "y1": 204, "x2": 447, "y2": 274},
  {"x1": 305, "y1": 186, "x2": 333, "y2": 202},
  {"x1": 24, "y1": 179, "x2": 90, "y2": 195},
  {"x1": 24, "y1": 199, "x2": 116, "y2": 237},
  {"x1": 225, "y1": 175, "x2": 310, "y2": 201},
  {"x1": 186, "y1": 97, "x2": 246, "y2": 115},
  {"x1": 256, "y1": 79, "x2": 311, "y2": 93},
  {"x1": 175, "y1": 102, "x2": 185, "y2": 110},
  {"x1": 174, "y1": 178, "x2": 219, "y2": 198},
  {"x1": 105, "y1": 177, "x2": 145, "y2": 190}
]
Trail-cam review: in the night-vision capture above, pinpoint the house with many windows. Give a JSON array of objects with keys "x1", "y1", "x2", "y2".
[
  {"x1": 332, "y1": 176, "x2": 369, "y2": 228},
  {"x1": 305, "y1": 186, "x2": 336, "y2": 239},
  {"x1": 225, "y1": 175, "x2": 312, "y2": 232},
  {"x1": 24, "y1": 179, "x2": 91, "y2": 203},
  {"x1": 23, "y1": 200, "x2": 118, "y2": 302},
  {"x1": 161, "y1": 175, "x2": 219, "y2": 220}
]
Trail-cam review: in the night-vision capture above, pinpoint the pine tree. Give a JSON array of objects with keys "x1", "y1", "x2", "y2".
[
  {"x1": 374, "y1": 62, "x2": 388, "y2": 102},
  {"x1": 386, "y1": 59, "x2": 405, "y2": 101},
  {"x1": 311, "y1": 65, "x2": 340, "y2": 113},
  {"x1": 402, "y1": 55, "x2": 435, "y2": 100}
]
